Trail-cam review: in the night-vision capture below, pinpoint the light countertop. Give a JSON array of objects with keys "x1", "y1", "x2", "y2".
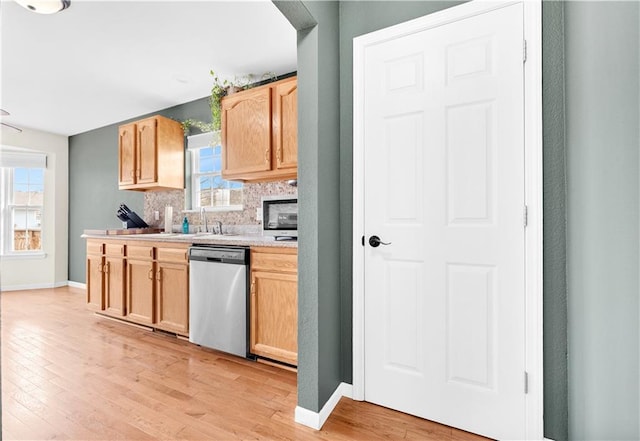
[{"x1": 82, "y1": 231, "x2": 298, "y2": 249}]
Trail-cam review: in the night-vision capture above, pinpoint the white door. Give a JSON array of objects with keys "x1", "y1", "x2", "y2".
[{"x1": 362, "y1": 3, "x2": 525, "y2": 440}]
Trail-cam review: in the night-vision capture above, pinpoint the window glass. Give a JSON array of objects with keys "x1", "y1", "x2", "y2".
[
  {"x1": 2, "y1": 167, "x2": 44, "y2": 253},
  {"x1": 191, "y1": 145, "x2": 243, "y2": 210}
]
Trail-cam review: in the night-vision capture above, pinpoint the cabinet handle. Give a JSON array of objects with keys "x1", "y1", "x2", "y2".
[
  {"x1": 104, "y1": 262, "x2": 110, "y2": 274},
  {"x1": 148, "y1": 269, "x2": 154, "y2": 280},
  {"x1": 98, "y1": 264, "x2": 103, "y2": 272},
  {"x1": 156, "y1": 269, "x2": 162, "y2": 281},
  {"x1": 251, "y1": 281, "x2": 255, "y2": 295},
  {"x1": 264, "y1": 148, "x2": 270, "y2": 164},
  {"x1": 277, "y1": 146, "x2": 282, "y2": 165}
]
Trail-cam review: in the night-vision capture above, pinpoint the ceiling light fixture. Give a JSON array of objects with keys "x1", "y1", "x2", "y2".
[{"x1": 15, "y1": 0, "x2": 70, "y2": 14}]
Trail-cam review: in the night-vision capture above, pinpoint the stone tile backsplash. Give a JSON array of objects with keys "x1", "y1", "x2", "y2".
[{"x1": 143, "y1": 180, "x2": 297, "y2": 232}]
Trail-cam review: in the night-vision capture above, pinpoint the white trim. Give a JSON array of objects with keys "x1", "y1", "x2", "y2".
[
  {"x1": 1, "y1": 252, "x2": 47, "y2": 260},
  {"x1": 294, "y1": 382, "x2": 353, "y2": 430},
  {"x1": 523, "y1": 1, "x2": 544, "y2": 439},
  {"x1": 352, "y1": 1, "x2": 544, "y2": 440},
  {"x1": 68, "y1": 281, "x2": 87, "y2": 290},
  {"x1": 1, "y1": 280, "x2": 68, "y2": 291}
]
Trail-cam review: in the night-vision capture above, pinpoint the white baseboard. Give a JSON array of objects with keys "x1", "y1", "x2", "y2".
[
  {"x1": 1, "y1": 280, "x2": 69, "y2": 292},
  {"x1": 544, "y1": 438, "x2": 556, "y2": 441},
  {"x1": 295, "y1": 382, "x2": 353, "y2": 430},
  {"x1": 67, "y1": 281, "x2": 86, "y2": 290}
]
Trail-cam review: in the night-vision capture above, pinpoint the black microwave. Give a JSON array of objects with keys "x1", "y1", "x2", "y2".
[{"x1": 262, "y1": 196, "x2": 298, "y2": 239}]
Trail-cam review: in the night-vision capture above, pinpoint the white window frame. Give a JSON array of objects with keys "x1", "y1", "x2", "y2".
[
  {"x1": 187, "y1": 131, "x2": 243, "y2": 212},
  {"x1": 0, "y1": 150, "x2": 47, "y2": 257}
]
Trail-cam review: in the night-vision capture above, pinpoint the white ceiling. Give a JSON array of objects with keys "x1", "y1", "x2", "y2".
[{"x1": 0, "y1": 0, "x2": 297, "y2": 136}]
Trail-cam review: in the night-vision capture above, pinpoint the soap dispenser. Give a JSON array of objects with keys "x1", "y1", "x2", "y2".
[{"x1": 182, "y1": 216, "x2": 189, "y2": 234}]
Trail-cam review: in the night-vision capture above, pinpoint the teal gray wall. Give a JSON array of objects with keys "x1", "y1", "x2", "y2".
[
  {"x1": 277, "y1": 0, "x2": 343, "y2": 413},
  {"x1": 320, "y1": 1, "x2": 638, "y2": 440},
  {"x1": 541, "y1": 2, "x2": 569, "y2": 440},
  {"x1": 68, "y1": 98, "x2": 211, "y2": 282},
  {"x1": 565, "y1": 2, "x2": 640, "y2": 440}
]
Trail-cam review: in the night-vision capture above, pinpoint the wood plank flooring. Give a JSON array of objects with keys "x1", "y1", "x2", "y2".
[{"x1": 1, "y1": 287, "x2": 490, "y2": 440}]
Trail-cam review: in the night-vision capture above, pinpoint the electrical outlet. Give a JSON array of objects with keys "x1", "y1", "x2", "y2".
[
  {"x1": 154, "y1": 210, "x2": 159, "y2": 221},
  {"x1": 256, "y1": 208, "x2": 263, "y2": 222}
]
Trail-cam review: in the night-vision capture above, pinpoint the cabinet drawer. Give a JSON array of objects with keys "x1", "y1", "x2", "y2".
[
  {"x1": 104, "y1": 243, "x2": 125, "y2": 257},
  {"x1": 86, "y1": 240, "x2": 104, "y2": 255},
  {"x1": 251, "y1": 248, "x2": 297, "y2": 273},
  {"x1": 156, "y1": 247, "x2": 188, "y2": 264},
  {"x1": 127, "y1": 245, "x2": 154, "y2": 260}
]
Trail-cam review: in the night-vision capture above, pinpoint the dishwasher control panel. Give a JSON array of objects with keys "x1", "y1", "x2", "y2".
[{"x1": 189, "y1": 246, "x2": 248, "y2": 265}]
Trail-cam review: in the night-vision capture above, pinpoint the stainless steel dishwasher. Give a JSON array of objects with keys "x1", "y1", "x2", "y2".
[{"x1": 188, "y1": 245, "x2": 249, "y2": 358}]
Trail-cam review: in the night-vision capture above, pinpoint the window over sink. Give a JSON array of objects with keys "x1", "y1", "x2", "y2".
[{"x1": 186, "y1": 131, "x2": 243, "y2": 211}]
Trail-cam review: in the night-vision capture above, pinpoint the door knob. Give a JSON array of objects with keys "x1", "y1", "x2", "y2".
[{"x1": 369, "y1": 235, "x2": 391, "y2": 247}]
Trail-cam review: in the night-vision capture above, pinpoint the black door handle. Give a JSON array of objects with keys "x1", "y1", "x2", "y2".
[{"x1": 369, "y1": 235, "x2": 391, "y2": 247}]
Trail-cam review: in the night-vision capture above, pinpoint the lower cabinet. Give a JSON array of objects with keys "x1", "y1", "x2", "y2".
[
  {"x1": 126, "y1": 244, "x2": 155, "y2": 325},
  {"x1": 86, "y1": 239, "x2": 189, "y2": 337},
  {"x1": 250, "y1": 247, "x2": 298, "y2": 366},
  {"x1": 103, "y1": 243, "x2": 126, "y2": 317},
  {"x1": 86, "y1": 240, "x2": 104, "y2": 311},
  {"x1": 155, "y1": 246, "x2": 189, "y2": 336}
]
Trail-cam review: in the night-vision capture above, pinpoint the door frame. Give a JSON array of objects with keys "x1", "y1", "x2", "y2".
[{"x1": 351, "y1": 1, "x2": 543, "y2": 439}]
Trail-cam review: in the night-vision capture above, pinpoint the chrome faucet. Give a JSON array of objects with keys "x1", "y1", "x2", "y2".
[
  {"x1": 200, "y1": 207, "x2": 208, "y2": 233},
  {"x1": 213, "y1": 220, "x2": 223, "y2": 235}
]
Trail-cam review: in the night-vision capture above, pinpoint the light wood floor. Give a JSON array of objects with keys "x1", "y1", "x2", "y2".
[{"x1": 1, "y1": 287, "x2": 490, "y2": 440}]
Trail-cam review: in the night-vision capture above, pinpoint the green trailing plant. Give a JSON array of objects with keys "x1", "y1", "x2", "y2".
[
  {"x1": 181, "y1": 118, "x2": 214, "y2": 134},
  {"x1": 181, "y1": 70, "x2": 279, "y2": 136}
]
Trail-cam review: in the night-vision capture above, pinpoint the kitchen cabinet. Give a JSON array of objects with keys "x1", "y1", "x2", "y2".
[
  {"x1": 221, "y1": 76, "x2": 297, "y2": 182},
  {"x1": 155, "y1": 245, "x2": 190, "y2": 336},
  {"x1": 125, "y1": 245, "x2": 155, "y2": 325},
  {"x1": 103, "y1": 243, "x2": 126, "y2": 317},
  {"x1": 86, "y1": 240, "x2": 104, "y2": 311},
  {"x1": 85, "y1": 239, "x2": 189, "y2": 337},
  {"x1": 272, "y1": 77, "x2": 298, "y2": 174},
  {"x1": 249, "y1": 247, "x2": 298, "y2": 366},
  {"x1": 118, "y1": 115, "x2": 184, "y2": 191}
]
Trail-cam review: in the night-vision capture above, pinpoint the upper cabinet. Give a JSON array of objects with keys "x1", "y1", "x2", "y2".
[
  {"x1": 118, "y1": 115, "x2": 184, "y2": 191},
  {"x1": 221, "y1": 76, "x2": 297, "y2": 182}
]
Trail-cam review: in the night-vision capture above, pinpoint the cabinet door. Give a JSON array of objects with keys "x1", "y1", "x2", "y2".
[
  {"x1": 126, "y1": 259, "x2": 155, "y2": 325},
  {"x1": 222, "y1": 87, "x2": 272, "y2": 177},
  {"x1": 103, "y1": 257, "x2": 126, "y2": 317},
  {"x1": 86, "y1": 253, "x2": 104, "y2": 311},
  {"x1": 250, "y1": 271, "x2": 298, "y2": 366},
  {"x1": 119, "y1": 123, "x2": 136, "y2": 186},
  {"x1": 273, "y1": 78, "x2": 298, "y2": 172},
  {"x1": 155, "y1": 262, "x2": 189, "y2": 336},
  {"x1": 136, "y1": 117, "x2": 158, "y2": 185}
]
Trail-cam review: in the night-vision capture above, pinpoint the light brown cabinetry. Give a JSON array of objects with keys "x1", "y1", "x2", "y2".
[
  {"x1": 272, "y1": 78, "x2": 298, "y2": 174},
  {"x1": 125, "y1": 245, "x2": 155, "y2": 325},
  {"x1": 155, "y1": 245, "x2": 190, "y2": 336},
  {"x1": 250, "y1": 247, "x2": 298, "y2": 366},
  {"x1": 221, "y1": 76, "x2": 297, "y2": 182},
  {"x1": 86, "y1": 240, "x2": 104, "y2": 311},
  {"x1": 103, "y1": 243, "x2": 126, "y2": 317},
  {"x1": 118, "y1": 115, "x2": 184, "y2": 191},
  {"x1": 85, "y1": 239, "x2": 189, "y2": 336}
]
